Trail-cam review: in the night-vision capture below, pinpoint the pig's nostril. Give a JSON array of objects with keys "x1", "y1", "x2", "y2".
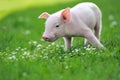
[{"x1": 42, "y1": 37, "x2": 49, "y2": 41}]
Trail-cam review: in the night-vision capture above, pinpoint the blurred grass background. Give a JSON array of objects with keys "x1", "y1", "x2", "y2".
[
  {"x1": 0, "y1": 0, "x2": 120, "y2": 80},
  {"x1": 0, "y1": 0, "x2": 73, "y2": 20}
]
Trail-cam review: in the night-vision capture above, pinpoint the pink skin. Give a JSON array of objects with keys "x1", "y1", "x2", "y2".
[{"x1": 39, "y1": 2, "x2": 105, "y2": 50}]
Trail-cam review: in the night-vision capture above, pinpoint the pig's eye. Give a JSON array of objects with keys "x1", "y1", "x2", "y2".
[{"x1": 56, "y1": 25, "x2": 59, "y2": 28}]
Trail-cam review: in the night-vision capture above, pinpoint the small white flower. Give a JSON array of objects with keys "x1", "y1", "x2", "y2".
[
  {"x1": 84, "y1": 46, "x2": 87, "y2": 49},
  {"x1": 65, "y1": 65, "x2": 69, "y2": 69},
  {"x1": 110, "y1": 21, "x2": 117, "y2": 27},
  {"x1": 91, "y1": 48, "x2": 96, "y2": 50},
  {"x1": 16, "y1": 47, "x2": 21, "y2": 51},
  {"x1": 81, "y1": 53, "x2": 86, "y2": 55},
  {"x1": 50, "y1": 50, "x2": 53, "y2": 53},
  {"x1": 29, "y1": 41, "x2": 38, "y2": 46},
  {"x1": 75, "y1": 49, "x2": 79, "y2": 52},
  {"x1": 21, "y1": 48, "x2": 27, "y2": 51},
  {"x1": 35, "y1": 47, "x2": 40, "y2": 51},
  {"x1": 86, "y1": 48, "x2": 91, "y2": 51},
  {"x1": 8, "y1": 55, "x2": 16, "y2": 60},
  {"x1": 59, "y1": 56, "x2": 62, "y2": 59},
  {"x1": 24, "y1": 30, "x2": 30, "y2": 35},
  {"x1": 64, "y1": 56, "x2": 67, "y2": 58},
  {"x1": 39, "y1": 55, "x2": 42, "y2": 58},
  {"x1": 23, "y1": 51, "x2": 30, "y2": 56},
  {"x1": 108, "y1": 14, "x2": 114, "y2": 21},
  {"x1": 28, "y1": 41, "x2": 32, "y2": 45},
  {"x1": 48, "y1": 44, "x2": 51, "y2": 47},
  {"x1": 33, "y1": 41, "x2": 38, "y2": 46},
  {"x1": 72, "y1": 50, "x2": 75, "y2": 53},
  {"x1": 43, "y1": 55, "x2": 48, "y2": 59},
  {"x1": 22, "y1": 72, "x2": 27, "y2": 76},
  {"x1": 87, "y1": 44, "x2": 90, "y2": 48},
  {"x1": 21, "y1": 56, "x2": 25, "y2": 59},
  {"x1": 40, "y1": 39, "x2": 44, "y2": 41},
  {"x1": 37, "y1": 44, "x2": 42, "y2": 48},
  {"x1": 51, "y1": 42, "x2": 55, "y2": 45},
  {"x1": 56, "y1": 45, "x2": 60, "y2": 48},
  {"x1": 11, "y1": 51, "x2": 17, "y2": 55},
  {"x1": 60, "y1": 45, "x2": 64, "y2": 47}
]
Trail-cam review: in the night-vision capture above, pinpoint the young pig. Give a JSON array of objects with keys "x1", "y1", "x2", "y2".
[{"x1": 39, "y1": 2, "x2": 104, "y2": 50}]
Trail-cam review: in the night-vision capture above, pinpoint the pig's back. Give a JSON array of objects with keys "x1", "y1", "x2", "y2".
[
  {"x1": 71, "y1": 2, "x2": 101, "y2": 28},
  {"x1": 71, "y1": 2, "x2": 101, "y2": 16}
]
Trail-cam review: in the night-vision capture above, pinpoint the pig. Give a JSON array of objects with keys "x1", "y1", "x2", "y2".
[{"x1": 39, "y1": 2, "x2": 105, "y2": 50}]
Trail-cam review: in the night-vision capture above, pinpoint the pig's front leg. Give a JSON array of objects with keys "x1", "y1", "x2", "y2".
[
  {"x1": 83, "y1": 29, "x2": 104, "y2": 49},
  {"x1": 64, "y1": 37, "x2": 72, "y2": 50}
]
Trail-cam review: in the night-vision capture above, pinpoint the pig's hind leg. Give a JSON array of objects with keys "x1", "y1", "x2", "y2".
[
  {"x1": 94, "y1": 19, "x2": 102, "y2": 41},
  {"x1": 84, "y1": 28, "x2": 104, "y2": 49},
  {"x1": 84, "y1": 19, "x2": 102, "y2": 46}
]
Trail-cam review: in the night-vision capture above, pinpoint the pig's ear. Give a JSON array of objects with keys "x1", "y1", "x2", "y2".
[
  {"x1": 38, "y1": 12, "x2": 50, "y2": 19},
  {"x1": 61, "y1": 8, "x2": 71, "y2": 22}
]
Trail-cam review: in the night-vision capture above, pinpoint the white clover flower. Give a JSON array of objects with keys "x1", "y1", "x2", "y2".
[
  {"x1": 56, "y1": 44, "x2": 59, "y2": 48},
  {"x1": 8, "y1": 55, "x2": 16, "y2": 60},
  {"x1": 60, "y1": 45, "x2": 64, "y2": 47},
  {"x1": 43, "y1": 55, "x2": 48, "y2": 59},
  {"x1": 21, "y1": 56, "x2": 25, "y2": 59},
  {"x1": 29, "y1": 40, "x2": 38, "y2": 46},
  {"x1": 37, "y1": 44, "x2": 42, "y2": 48},
  {"x1": 11, "y1": 51, "x2": 17, "y2": 55},
  {"x1": 16, "y1": 47, "x2": 21, "y2": 51},
  {"x1": 87, "y1": 44, "x2": 90, "y2": 47},
  {"x1": 23, "y1": 51, "x2": 30, "y2": 56},
  {"x1": 28, "y1": 41, "x2": 32, "y2": 45},
  {"x1": 21, "y1": 48, "x2": 27, "y2": 52},
  {"x1": 40, "y1": 39, "x2": 44, "y2": 42},
  {"x1": 22, "y1": 72, "x2": 27, "y2": 77},
  {"x1": 24, "y1": 30, "x2": 31, "y2": 35},
  {"x1": 44, "y1": 53, "x2": 48, "y2": 56},
  {"x1": 35, "y1": 47, "x2": 40, "y2": 51},
  {"x1": 51, "y1": 42, "x2": 55, "y2": 45},
  {"x1": 84, "y1": 46, "x2": 87, "y2": 49},
  {"x1": 59, "y1": 56, "x2": 62, "y2": 59},
  {"x1": 48, "y1": 44, "x2": 51, "y2": 47},
  {"x1": 72, "y1": 50, "x2": 75, "y2": 53},
  {"x1": 33, "y1": 41, "x2": 38, "y2": 46},
  {"x1": 64, "y1": 56, "x2": 67, "y2": 58},
  {"x1": 69, "y1": 53, "x2": 72, "y2": 56},
  {"x1": 108, "y1": 14, "x2": 114, "y2": 21},
  {"x1": 65, "y1": 65, "x2": 69, "y2": 69},
  {"x1": 75, "y1": 49, "x2": 79, "y2": 52},
  {"x1": 39, "y1": 55, "x2": 42, "y2": 58},
  {"x1": 81, "y1": 53, "x2": 85, "y2": 55},
  {"x1": 91, "y1": 48, "x2": 96, "y2": 50},
  {"x1": 50, "y1": 50, "x2": 53, "y2": 53},
  {"x1": 86, "y1": 48, "x2": 91, "y2": 51},
  {"x1": 110, "y1": 21, "x2": 117, "y2": 27},
  {"x1": 46, "y1": 46, "x2": 49, "y2": 49}
]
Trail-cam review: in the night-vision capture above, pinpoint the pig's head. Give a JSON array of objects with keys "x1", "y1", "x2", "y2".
[{"x1": 39, "y1": 8, "x2": 71, "y2": 42}]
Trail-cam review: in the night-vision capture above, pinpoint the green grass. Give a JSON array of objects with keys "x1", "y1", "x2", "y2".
[
  {"x1": 0, "y1": 0, "x2": 73, "y2": 20},
  {"x1": 0, "y1": 0, "x2": 120, "y2": 80}
]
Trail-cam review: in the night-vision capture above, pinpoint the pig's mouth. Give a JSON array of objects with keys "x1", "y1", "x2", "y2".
[{"x1": 42, "y1": 37, "x2": 58, "y2": 42}]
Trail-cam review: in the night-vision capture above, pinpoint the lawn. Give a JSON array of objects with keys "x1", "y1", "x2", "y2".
[{"x1": 0, "y1": 0, "x2": 120, "y2": 80}]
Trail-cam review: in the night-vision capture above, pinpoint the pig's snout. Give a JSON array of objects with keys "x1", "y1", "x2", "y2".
[
  {"x1": 42, "y1": 32, "x2": 57, "y2": 42},
  {"x1": 42, "y1": 36, "x2": 49, "y2": 41}
]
